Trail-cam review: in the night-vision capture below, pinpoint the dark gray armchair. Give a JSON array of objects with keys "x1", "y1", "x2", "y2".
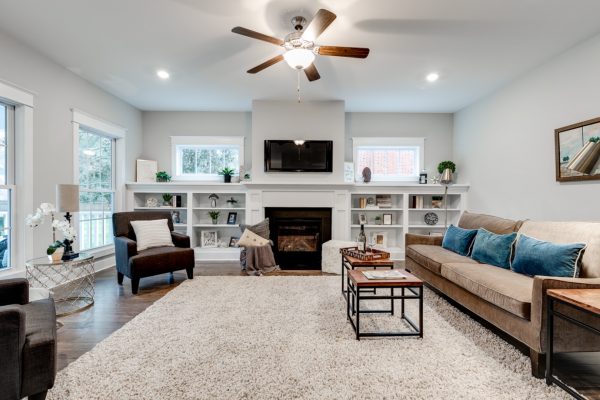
[
  {"x1": 0, "y1": 278, "x2": 57, "y2": 400},
  {"x1": 112, "y1": 211, "x2": 195, "y2": 294}
]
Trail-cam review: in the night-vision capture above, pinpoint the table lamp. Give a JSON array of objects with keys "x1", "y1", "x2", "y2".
[
  {"x1": 56, "y1": 184, "x2": 79, "y2": 260},
  {"x1": 440, "y1": 169, "x2": 453, "y2": 230}
]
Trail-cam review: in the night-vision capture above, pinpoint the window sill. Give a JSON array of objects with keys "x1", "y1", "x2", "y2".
[{"x1": 80, "y1": 244, "x2": 114, "y2": 259}]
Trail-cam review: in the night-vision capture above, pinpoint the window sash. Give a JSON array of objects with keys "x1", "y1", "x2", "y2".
[
  {"x1": 171, "y1": 136, "x2": 244, "y2": 181},
  {"x1": 353, "y1": 137, "x2": 424, "y2": 183},
  {"x1": 0, "y1": 102, "x2": 14, "y2": 270},
  {"x1": 78, "y1": 127, "x2": 116, "y2": 250}
]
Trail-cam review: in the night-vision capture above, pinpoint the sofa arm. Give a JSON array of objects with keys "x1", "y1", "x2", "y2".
[
  {"x1": 0, "y1": 305, "x2": 26, "y2": 400},
  {"x1": 405, "y1": 233, "x2": 443, "y2": 247},
  {"x1": 0, "y1": 278, "x2": 29, "y2": 306},
  {"x1": 171, "y1": 232, "x2": 191, "y2": 248},
  {"x1": 531, "y1": 275, "x2": 600, "y2": 352}
]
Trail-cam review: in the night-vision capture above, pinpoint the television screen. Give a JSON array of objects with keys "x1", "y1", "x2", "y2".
[{"x1": 265, "y1": 140, "x2": 333, "y2": 172}]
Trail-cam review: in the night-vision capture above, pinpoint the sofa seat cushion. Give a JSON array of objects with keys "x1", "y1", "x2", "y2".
[
  {"x1": 441, "y1": 262, "x2": 533, "y2": 319},
  {"x1": 20, "y1": 298, "x2": 57, "y2": 396},
  {"x1": 406, "y1": 245, "x2": 478, "y2": 275},
  {"x1": 129, "y1": 246, "x2": 194, "y2": 277}
]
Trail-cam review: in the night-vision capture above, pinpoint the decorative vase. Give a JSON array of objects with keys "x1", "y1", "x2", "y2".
[
  {"x1": 212, "y1": 218, "x2": 218, "y2": 225},
  {"x1": 48, "y1": 247, "x2": 64, "y2": 262},
  {"x1": 223, "y1": 174, "x2": 232, "y2": 183}
]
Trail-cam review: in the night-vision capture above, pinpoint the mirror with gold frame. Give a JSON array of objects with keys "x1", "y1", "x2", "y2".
[{"x1": 555, "y1": 117, "x2": 600, "y2": 182}]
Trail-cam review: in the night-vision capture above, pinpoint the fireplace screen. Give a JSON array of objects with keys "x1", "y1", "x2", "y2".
[{"x1": 277, "y1": 224, "x2": 320, "y2": 252}]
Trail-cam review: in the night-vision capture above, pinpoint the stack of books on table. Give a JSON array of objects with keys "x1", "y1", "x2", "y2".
[{"x1": 362, "y1": 270, "x2": 407, "y2": 280}]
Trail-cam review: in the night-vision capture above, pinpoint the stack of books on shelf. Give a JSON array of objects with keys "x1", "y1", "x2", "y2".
[
  {"x1": 411, "y1": 195, "x2": 425, "y2": 209},
  {"x1": 375, "y1": 195, "x2": 392, "y2": 208}
]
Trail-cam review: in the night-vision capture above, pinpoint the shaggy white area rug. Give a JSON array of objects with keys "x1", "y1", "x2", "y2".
[{"x1": 48, "y1": 276, "x2": 568, "y2": 400}]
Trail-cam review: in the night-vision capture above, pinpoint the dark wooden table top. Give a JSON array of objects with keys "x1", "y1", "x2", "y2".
[
  {"x1": 348, "y1": 269, "x2": 423, "y2": 287},
  {"x1": 548, "y1": 289, "x2": 600, "y2": 315},
  {"x1": 342, "y1": 253, "x2": 395, "y2": 267}
]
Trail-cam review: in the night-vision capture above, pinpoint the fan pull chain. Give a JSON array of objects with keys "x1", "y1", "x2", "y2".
[{"x1": 297, "y1": 70, "x2": 301, "y2": 103}]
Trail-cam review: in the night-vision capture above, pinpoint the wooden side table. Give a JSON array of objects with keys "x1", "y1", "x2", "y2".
[
  {"x1": 341, "y1": 253, "x2": 394, "y2": 298},
  {"x1": 546, "y1": 289, "x2": 600, "y2": 399},
  {"x1": 346, "y1": 269, "x2": 423, "y2": 340}
]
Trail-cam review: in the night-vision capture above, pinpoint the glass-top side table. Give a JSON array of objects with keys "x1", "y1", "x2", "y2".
[{"x1": 25, "y1": 253, "x2": 95, "y2": 316}]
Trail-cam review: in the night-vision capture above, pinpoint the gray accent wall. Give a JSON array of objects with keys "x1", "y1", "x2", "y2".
[
  {"x1": 0, "y1": 30, "x2": 142, "y2": 254},
  {"x1": 454, "y1": 32, "x2": 600, "y2": 221}
]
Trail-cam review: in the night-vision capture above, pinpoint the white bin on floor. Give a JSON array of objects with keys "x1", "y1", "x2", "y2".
[{"x1": 321, "y1": 240, "x2": 356, "y2": 274}]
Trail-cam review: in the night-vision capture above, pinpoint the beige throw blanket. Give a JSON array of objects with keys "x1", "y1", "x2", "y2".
[{"x1": 243, "y1": 245, "x2": 280, "y2": 275}]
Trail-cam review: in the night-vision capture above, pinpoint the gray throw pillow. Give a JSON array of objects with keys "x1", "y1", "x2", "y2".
[{"x1": 240, "y1": 218, "x2": 270, "y2": 240}]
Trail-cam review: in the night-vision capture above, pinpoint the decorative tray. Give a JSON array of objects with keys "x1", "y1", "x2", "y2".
[{"x1": 340, "y1": 246, "x2": 390, "y2": 261}]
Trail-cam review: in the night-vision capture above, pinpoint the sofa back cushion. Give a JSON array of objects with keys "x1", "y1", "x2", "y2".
[
  {"x1": 442, "y1": 225, "x2": 478, "y2": 256},
  {"x1": 458, "y1": 211, "x2": 523, "y2": 234},
  {"x1": 518, "y1": 221, "x2": 600, "y2": 278},
  {"x1": 470, "y1": 228, "x2": 517, "y2": 269}
]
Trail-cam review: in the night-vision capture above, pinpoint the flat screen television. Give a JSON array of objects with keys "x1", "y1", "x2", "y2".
[{"x1": 264, "y1": 140, "x2": 333, "y2": 172}]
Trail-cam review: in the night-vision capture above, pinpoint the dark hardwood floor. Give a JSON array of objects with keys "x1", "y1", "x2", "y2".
[{"x1": 56, "y1": 264, "x2": 600, "y2": 399}]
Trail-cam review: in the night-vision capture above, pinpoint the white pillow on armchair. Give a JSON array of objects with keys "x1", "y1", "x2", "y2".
[{"x1": 130, "y1": 219, "x2": 174, "y2": 251}]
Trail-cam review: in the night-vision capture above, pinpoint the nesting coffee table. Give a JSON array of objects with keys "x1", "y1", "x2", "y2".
[{"x1": 346, "y1": 269, "x2": 423, "y2": 340}]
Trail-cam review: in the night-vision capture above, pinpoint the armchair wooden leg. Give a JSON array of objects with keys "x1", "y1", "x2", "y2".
[
  {"x1": 131, "y1": 277, "x2": 140, "y2": 295},
  {"x1": 169, "y1": 272, "x2": 175, "y2": 284},
  {"x1": 29, "y1": 390, "x2": 48, "y2": 400},
  {"x1": 530, "y1": 349, "x2": 546, "y2": 378},
  {"x1": 117, "y1": 272, "x2": 124, "y2": 285},
  {"x1": 186, "y1": 267, "x2": 194, "y2": 279}
]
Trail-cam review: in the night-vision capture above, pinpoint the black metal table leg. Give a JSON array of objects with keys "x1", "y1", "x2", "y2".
[
  {"x1": 356, "y1": 283, "x2": 360, "y2": 340},
  {"x1": 401, "y1": 287, "x2": 405, "y2": 318},
  {"x1": 419, "y1": 286, "x2": 423, "y2": 338},
  {"x1": 546, "y1": 296, "x2": 554, "y2": 385},
  {"x1": 391, "y1": 287, "x2": 394, "y2": 316}
]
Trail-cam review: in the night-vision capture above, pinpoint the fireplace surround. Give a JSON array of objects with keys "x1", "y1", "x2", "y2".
[{"x1": 265, "y1": 208, "x2": 332, "y2": 270}]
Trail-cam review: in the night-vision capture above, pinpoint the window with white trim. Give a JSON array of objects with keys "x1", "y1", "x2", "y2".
[
  {"x1": 78, "y1": 128, "x2": 115, "y2": 250},
  {"x1": 0, "y1": 102, "x2": 14, "y2": 270},
  {"x1": 172, "y1": 136, "x2": 244, "y2": 181},
  {"x1": 353, "y1": 137, "x2": 425, "y2": 182}
]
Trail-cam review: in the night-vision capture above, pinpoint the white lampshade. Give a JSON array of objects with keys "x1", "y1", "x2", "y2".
[
  {"x1": 283, "y1": 49, "x2": 315, "y2": 70},
  {"x1": 56, "y1": 184, "x2": 80, "y2": 213}
]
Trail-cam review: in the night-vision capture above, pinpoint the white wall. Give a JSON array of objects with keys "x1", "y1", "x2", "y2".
[
  {"x1": 0, "y1": 31, "x2": 142, "y2": 259},
  {"x1": 141, "y1": 111, "x2": 252, "y2": 174},
  {"x1": 454, "y1": 33, "x2": 600, "y2": 221},
  {"x1": 251, "y1": 100, "x2": 346, "y2": 184},
  {"x1": 345, "y1": 113, "x2": 454, "y2": 177}
]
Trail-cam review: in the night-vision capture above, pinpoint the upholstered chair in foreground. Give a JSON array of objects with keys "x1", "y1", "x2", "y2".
[
  {"x1": 0, "y1": 278, "x2": 57, "y2": 400},
  {"x1": 112, "y1": 211, "x2": 195, "y2": 294}
]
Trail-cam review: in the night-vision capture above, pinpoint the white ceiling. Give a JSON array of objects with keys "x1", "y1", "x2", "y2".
[{"x1": 1, "y1": 0, "x2": 600, "y2": 112}]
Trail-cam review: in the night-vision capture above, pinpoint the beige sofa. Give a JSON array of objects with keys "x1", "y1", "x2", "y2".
[{"x1": 405, "y1": 211, "x2": 600, "y2": 377}]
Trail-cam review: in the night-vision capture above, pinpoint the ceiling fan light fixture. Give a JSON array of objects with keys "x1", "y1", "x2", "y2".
[
  {"x1": 284, "y1": 49, "x2": 315, "y2": 70},
  {"x1": 294, "y1": 140, "x2": 305, "y2": 146}
]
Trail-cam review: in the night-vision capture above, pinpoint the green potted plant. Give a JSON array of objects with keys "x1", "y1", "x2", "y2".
[
  {"x1": 374, "y1": 215, "x2": 382, "y2": 225},
  {"x1": 156, "y1": 171, "x2": 171, "y2": 182},
  {"x1": 226, "y1": 197, "x2": 238, "y2": 208},
  {"x1": 208, "y1": 211, "x2": 220, "y2": 225},
  {"x1": 218, "y1": 167, "x2": 235, "y2": 183},
  {"x1": 437, "y1": 161, "x2": 456, "y2": 175},
  {"x1": 162, "y1": 193, "x2": 173, "y2": 207}
]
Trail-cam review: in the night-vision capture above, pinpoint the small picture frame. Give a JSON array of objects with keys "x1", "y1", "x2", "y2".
[
  {"x1": 229, "y1": 236, "x2": 239, "y2": 247},
  {"x1": 227, "y1": 212, "x2": 237, "y2": 225},
  {"x1": 201, "y1": 231, "x2": 218, "y2": 248},
  {"x1": 358, "y1": 214, "x2": 367, "y2": 225},
  {"x1": 383, "y1": 214, "x2": 392, "y2": 225},
  {"x1": 372, "y1": 232, "x2": 388, "y2": 248},
  {"x1": 171, "y1": 211, "x2": 181, "y2": 224},
  {"x1": 136, "y1": 159, "x2": 158, "y2": 183},
  {"x1": 419, "y1": 172, "x2": 428, "y2": 184}
]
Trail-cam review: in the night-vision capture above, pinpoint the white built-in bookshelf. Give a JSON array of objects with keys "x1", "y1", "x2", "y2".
[{"x1": 126, "y1": 182, "x2": 468, "y2": 263}]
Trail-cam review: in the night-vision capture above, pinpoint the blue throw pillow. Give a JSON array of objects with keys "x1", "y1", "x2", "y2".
[
  {"x1": 512, "y1": 234, "x2": 586, "y2": 278},
  {"x1": 470, "y1": 228, "x2": 517, "y2": 269},
  {"x1": 442, "y1": 225, "x2": 478, "y2": 256}
]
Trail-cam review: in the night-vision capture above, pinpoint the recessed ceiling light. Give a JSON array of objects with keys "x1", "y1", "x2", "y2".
[
  {"x1": 426, "y1": 72, "x2": 439, "y2": 82},
  {"x1": 156, "y1": 70, "x2": 170, "y2": 80}
]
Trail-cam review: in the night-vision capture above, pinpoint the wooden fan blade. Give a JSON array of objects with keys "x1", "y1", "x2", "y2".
[
  {"x1": 304, "y1": 63, "x2": 321, "y2": 82},
  {"x1": 317, "y1": 46, "x2": 370, "y2": 58},
  {"x1": 247, "y1": 54, "x2": 284, "y2": 74},
  {"x1": 232, "y1": 26, "x2": 284, "y2": 46},
  {"x1": 301, "y1": 9, "x2": 336, "y2": 42}
]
